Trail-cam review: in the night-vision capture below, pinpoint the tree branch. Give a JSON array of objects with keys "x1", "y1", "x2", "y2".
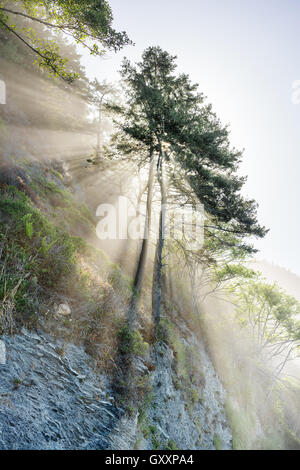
[{"x1": 0, "y1": 17, "x2": 70, "y2": 81}]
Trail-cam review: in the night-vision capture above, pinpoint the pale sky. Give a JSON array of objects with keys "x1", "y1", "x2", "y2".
[{"x1": 81, "y1": 0, "x2": 300, "y2": 276}]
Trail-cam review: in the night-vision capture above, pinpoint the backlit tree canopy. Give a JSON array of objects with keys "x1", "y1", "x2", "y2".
[{"x1": 0, "y1": 0, "x2": 132, "y2": 82}]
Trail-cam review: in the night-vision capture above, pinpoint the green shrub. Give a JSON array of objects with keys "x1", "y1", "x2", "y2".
[
  {"x1": 149, "y1": 425, "x2": 157, "y2": 434},
  {"x1": 143, "y1": 426, "x2": 151, "y2": 439},
  {"x1": 31, "y1": 175, "x2": 95, "y2": 234},
  {"x1": 152, "y1": 434, "x2": 161, "y2": 450},
  {"x1": 118, "y1": 325, "x2": 149, "y2": 357},
  {"x1": 108, "y1": 264, "x2": 132, "y2": 295},
  {"x1": 23, "y1": 213, "x2": 33, "y2": 239},
  {"x1": 0, "y1": 186, "x2": 85, "y2": 281},
  {"x1": 0, "y1": 186, "x2": 93, "y2": 331},
  {"x1": 138, "y1": 391, "x2": 155, "y2": 425},
  {"x1": 166, "y1": 440, "x2": 179, "y2": 450}
]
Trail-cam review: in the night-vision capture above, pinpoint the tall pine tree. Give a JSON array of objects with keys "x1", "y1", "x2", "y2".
[{"x1": 117, "y1": 46, "x2": 267, "y2": 326}]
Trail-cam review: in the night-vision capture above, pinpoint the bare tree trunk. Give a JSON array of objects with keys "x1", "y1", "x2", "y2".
[
  {"x1": 116, "y1": 176, "x2": 149, "y2": 275},
  {"x1": 132, "y1": 153, "x2": 155, "y2": 294},
  {"x1": 266, "y1": 347, "x2": 293, "y2": 399},
  {"x1": 96, "y1": 107, "x2": 101, "y2": 157},
  {"x1": 127, "y1": 150, "x2": 156, "y2": 325},
  {"x1": 132, "y1": 153, "x2": 156, "y2": 292},
  {"x1": 152, "y1": 153, "x2": 167, "y2": 330}
]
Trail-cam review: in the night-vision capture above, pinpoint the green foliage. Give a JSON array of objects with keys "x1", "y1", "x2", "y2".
[
  {"x1": 139, "y1": 421, "x2": 162, "y2": 449},
  {"x1": 231, "y1": 279, "x2": 300, "y2": 365},
  {"x1": 32, "y1": 175, "x2": 95, "y2": 236},
  {"x1": 118, "y1": 46, "x2": 267, "y2": 256},
  {"x1": 0, "y1": 237, "x2": 34, "y2": 332},
  {"x1": 50, "y1": 169, "x2": 64, "y2": 182},
  {"x1": 23, "y1": 213, "x2": 33, "y2": 239},
  {"x1": 118, "y1": 325, "x2": 149, "y2": 357},
  {"x1": 138, "y1": 391, "x2": 155, "y2": 425},
  {"x1": 173, "y1": 378, "x2": 182, "y2": 390},
  {"x1": 191, "y1": 389, "x2": 200, "y2": 403},
  {"x1": 108, "y1": 264, "x2": 132, "y2": 296},
  {"x1": 193, "y1": 417, "x2": 203, "y2": 439},
  {"x1": 144, "y1": 424, "x2": 161, "y2": 450},
  {"x1": 214, "y1": 263, "x2": 258, "y2": 285},
  {"x1": 0, "y1": 0, "x2": 131, "y2": 81},
  {"x1": 155, "y1": 318, "x2": 169, "y2": 343},
  {"x1": 0, "y1": 184, "x2": 89, "y2": 330},
  {"x1": 126, "y1": 404, "x2": 136, "y2": 417},
  {"x1": 160, "y1": 316, "x2": 205, "y2": 419},
  {"x1": 151, "y1": 434, "x2": 161, "y2": 450},
  {"x1": 149, "y1": 424, "x2": 157, "y2": 435},
  {"x1": 166, "y1": 440, "x2": 179, "y2": 450},
  {"x1": 164, "y1": 318, "x2": 202, "y2": 386},
  {"x1": 142, "y1": 426, "x2": 151, "y2": 439}
]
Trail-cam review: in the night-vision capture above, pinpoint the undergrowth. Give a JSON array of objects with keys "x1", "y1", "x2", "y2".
[{"x1": 0, "y1": 163, "x2": 149, "y2": 393}]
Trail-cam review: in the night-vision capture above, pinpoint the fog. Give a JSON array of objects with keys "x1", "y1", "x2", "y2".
[{"x1": 1, "y1": 43, "x2": 300, "y2": 449}]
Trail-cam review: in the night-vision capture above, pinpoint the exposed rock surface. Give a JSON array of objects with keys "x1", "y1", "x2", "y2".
[
  {"x1": 0, "y1": 329, "x2": 132, "y2": 450},
  {"x1": 138, "y1": 330, "x2": 232, "y2": 450},
  {"x1": 56, "y1": 304, "x2": 72, "y2": 316},
  {"x1": 0, "y1": 328, "x2": 231, "y2": 450}
]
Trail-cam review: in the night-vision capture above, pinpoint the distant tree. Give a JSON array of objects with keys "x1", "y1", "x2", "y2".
[
  {"x1": 0, "y1": 0, "x2": 131, "y2": 82},
  {"x1": 87, "y1": 79, "x2": 117, "y2": 157},
  {"x1": 231, "y1": 280, "x2": 300, "y2": 389}
]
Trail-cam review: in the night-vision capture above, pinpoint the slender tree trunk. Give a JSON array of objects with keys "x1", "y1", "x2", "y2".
[
  {"x1": 127, "y1": 150, "x2": 156, "y2": 325},
  {"x1": 152, "y1": 152, "x2": 167, "y2": 329},
  {"x1": 132, "y1": 155, "x2": 155, "y2": 292},
  {"x1": 133, "y1": 151, "x2": 156, "y2": 293},
  {"x1": 96, "y1": 107, "x2": 102, "y2": 158},
  {"x1": 266, "y1": 347, "x2": 293, "y2": 399},
  {"x1": 117, "y1": 177, "x2": 148, "y2": 275}
]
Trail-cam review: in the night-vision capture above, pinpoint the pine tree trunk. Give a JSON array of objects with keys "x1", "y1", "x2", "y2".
[
  {"x1": 127, "y1": 151, "x2": 156, "y2": 326},
  {"x1": 96, "y1": 107, "x2": 101, "y2": 156},
  {"x1": 152, "y1": 153, "x2": 167, "y2": 330},
  {"x1": 133, "y1": 151, "x2": 156, "y2": 293}
]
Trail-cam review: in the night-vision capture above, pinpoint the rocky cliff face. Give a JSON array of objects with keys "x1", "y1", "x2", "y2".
[
  {"x1": 0, "y1": 326, "x2": 231, "y2": 450},
  {"x1": 137, "y1": 327, "x2": 232, "y2": 450},
  {"x1": 0, "y1": 156, "x2": 232, "y2": 450},
  {"x1": 0, "y1": 329, "x2": 125, "y2": 450}
]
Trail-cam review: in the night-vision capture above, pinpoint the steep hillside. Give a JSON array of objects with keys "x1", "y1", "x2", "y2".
[
  {"x1": 1, "y1": 5, "x2": 299, "y2": 451},
  {"x1": 0, "y1": 155, "x2": 232, "y2": 450}
]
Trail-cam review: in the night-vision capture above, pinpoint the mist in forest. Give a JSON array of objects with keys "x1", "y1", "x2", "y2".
[{"x1": 1, "y1": 0, "x2": 300, "y2": 451}]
